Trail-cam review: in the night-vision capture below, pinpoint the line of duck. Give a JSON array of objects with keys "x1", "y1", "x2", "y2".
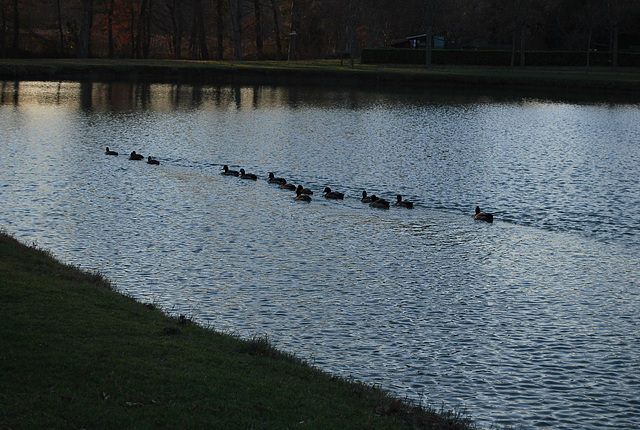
[
  {"x1": 105, "y1": 147, "x2": 493, "y2": 222},
  {"x1": 265, "y1": 169, "x2": 417, "y2": 211},
  {"x1": 106, "y1": 147, "x2": 160, "y2": 165}
]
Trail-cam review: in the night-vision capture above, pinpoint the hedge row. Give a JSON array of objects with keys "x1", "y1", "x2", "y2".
[{"x1": 361, "y1": 48, "x2": 640, "y2": 67}]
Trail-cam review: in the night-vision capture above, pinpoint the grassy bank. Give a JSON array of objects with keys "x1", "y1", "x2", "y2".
[
  {"x1": 1, "y1": 58, "x2": 639, "y2": 93},
  {"x1": 0, "y1": 231, "x2": 477, "y2": 429}
]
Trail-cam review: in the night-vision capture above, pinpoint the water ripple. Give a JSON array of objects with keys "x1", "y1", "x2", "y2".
[{"x1": 1, "y1": 82, "x2": 639, "y2": 429}]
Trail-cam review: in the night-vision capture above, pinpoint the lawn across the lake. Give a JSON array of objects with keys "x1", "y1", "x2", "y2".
[{"x1": 1, "y1": 58, "x2": 638, "y2": 93}]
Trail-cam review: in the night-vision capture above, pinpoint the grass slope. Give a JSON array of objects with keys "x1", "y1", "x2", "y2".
[{"x1": 0, "y1": 231, "x2": 476, "y2": 429}]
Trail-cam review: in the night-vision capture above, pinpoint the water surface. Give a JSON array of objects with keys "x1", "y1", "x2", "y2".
[{"x1": 1, "y1": 80, "x2": 639, "y2": 429}]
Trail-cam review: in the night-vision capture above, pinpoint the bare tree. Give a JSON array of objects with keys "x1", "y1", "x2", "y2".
[
  {"x1": 422, "y1": 0, "x2": 441, "y2": 68},
  {"x1": 288, "y1": 0, "x2": 298, "y2": 60},
  {"x1": 105, "y1": 0, "x2": 115, "y2": 57},
  {"x1": 189, "y1": 0, "x2": 209, "y2": 59},
  {"x1": 0, "y1": 4, "x2": 5, "y2": 58},
  {"x1": 253, "y1": 0, "x2": 263, "y2": 59},
  {"x1": 12, "y1": 0, "x2": 18, "y2": 56},
  {"x1": 228, "y1": 0, "x2": 243, "y2": 60},
  {"x1": 345, "y1": 0, "x2": 361, "y2": 67},
  {"x1": 57, "y1": 0, "x2": 65, "y2": 57},
  {"x1": 269, "y1": 0, "x2": 283, "y2": 59},
  {"x1": 164, "y1": 0, "x2": 184, "y2": 59},
  {"x1": 216, "y1": 0, "x2": 224, "y2": 59},
  {"x1": 78, "y1": 0, "x2": 93, "y2": 58},
  {"x1": 605, "y1": 0, "x2": 637, "y2": 68}
]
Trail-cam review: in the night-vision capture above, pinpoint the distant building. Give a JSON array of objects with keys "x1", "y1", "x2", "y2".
[{"x1": 388, "y1": 34, "x2": 445, "y2": 49}]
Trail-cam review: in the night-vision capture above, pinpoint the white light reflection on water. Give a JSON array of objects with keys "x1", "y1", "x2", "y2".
[{"x1": 1, "y1": 81, "x2": 639, "y2": 429}]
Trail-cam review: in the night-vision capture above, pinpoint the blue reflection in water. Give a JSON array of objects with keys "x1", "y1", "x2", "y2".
[{"x1": 1, "y1": 81, "x2": 639, "y2": 429}]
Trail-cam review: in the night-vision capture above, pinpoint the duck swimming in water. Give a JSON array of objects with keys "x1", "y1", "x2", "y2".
[
  {"x1": 474, "y1": 206, "x2": 494, "y2": 223},
  {"x1": 105, "y1": 147, "x2": 118, "y2": 156},
  {"x1": 147, "y1": 156, "x2": 160, "y2": 165},
  {"x1": 239, "y1": 169, "x2": 257, "y2": 180},
  {"x1": 295, "y1": 188, "x2": 312, "y2": 202},
  {"x1": 280, "y1": 180, "x2": 297, "y2": 191},
  {"x1": 129, "y1": 151, "x2": 144, "y2": 160},
  {"x1": 222, "y1": 165, "x2": 239, "y2": 176},
  {"x1": 268, "y1": 172, "x2": 286, "y2": 185},
  {"x1": 323, "y1": 187, "x2": 344, "y2": 200},
  {"x1": 361, "y1": 190, "x2": 373, "y2": 203},
  {"x1": 369, "y1": 195, "x2": 390, "y2": 209},
  {"x1": 395, "y1": 195, "x2": 413, "y2": 209},
  {"x1": 296, "y1": 185, "x2": 314, "y2": 195}
]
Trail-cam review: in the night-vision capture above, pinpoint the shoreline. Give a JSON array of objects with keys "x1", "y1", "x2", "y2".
[
  {"x1": 0, "y1": 230, "x2": 480, "y2": 429},
  {"x1": 1, "y1": 58, "x2": 639, "y2": 94}
]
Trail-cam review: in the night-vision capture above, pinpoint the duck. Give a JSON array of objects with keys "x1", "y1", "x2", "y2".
[
  {"x1": 222, "y1": 165, "x2": 239, "y2": 176},
  {"x1": 105, "y1": 147, "x2": 118, "y2": 156},
  {"x1": 296, "y1": 184, "x2": 314, "y2": 195},
  {"x1": 361, "y1": 190, "x2": 373, "y2": 203},
  {"x1": 323, "y1": 187, "x2": 344, "y2": 200},
  {"x1": 474, "y1": 206, "x2": 494, "y2": 223},
  {"x1": 129, "y1": 151, "x2": 144, "y2": 160},
  {"x1": 239, "y1": 168, "x2": 257, "y2": 180},
  {"x1": 268, "y1": 172, "x2": 286, "y2": 185},
  {"x1": 280, "y1": 180, "x2": 297, "y2": 191},
  {"x1": 395, "y1": 194, "x2": 413, "y2": 209},
  {"x1": 295, "y1": 188, "x2": 312, "y2": 202},
  {"x1": 369, "y1": 195, "x2": 390, "y2": 209},
  {"x1": 147, "y1": 156, "x2": 160, "y2": 165}
]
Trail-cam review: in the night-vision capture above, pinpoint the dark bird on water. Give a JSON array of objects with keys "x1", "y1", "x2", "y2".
[
  {"x1": 240, "y1": 168, "x2": 257, "y2": 180},
  {"x1": 105, "y1": 147, "x2": 118, "y2": 156},
  {"x1": 268, "y1": 172, "x2": 286, "y2": 185},
  {"x1": 323, "y1": 187, "x2": 344, "y2": 200},
  {"x1": 280, "y1": 180, "x2": 297, "y2": 191},
  {"x1": 295, "y1": 188, "x2": 312, "y2": 202},
  {"x1": 147, "y1": 156, "x2": 160, "y2": 165},
  {"x1": 369, "y1": 195, "x2": 390, "y2": 209},
  {"x1": 361, "y1": 190, "x2": 373, "y2": 203},
  {"x1": 474, "y1": 206, "x2": 493, "y2": 223},
  {"x1": 129, "y1": 151, "x2": 144, "y2": 160},
  {"x1": 222, "y1": 165, "x2": 239, "y2": 176},
  {"x1": 296, "y1": 185, "x2": 314, "y2": 195},
  {"x1": 395, "y1": 195, "x2": 413, "y2": 209}
]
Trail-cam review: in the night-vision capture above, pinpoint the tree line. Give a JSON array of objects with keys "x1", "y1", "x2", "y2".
[{"x1": 1, "y1": 0, "x2": 639, "y2": 62}]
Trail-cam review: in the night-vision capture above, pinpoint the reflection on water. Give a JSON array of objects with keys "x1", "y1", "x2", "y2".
[{"x1": 1, "y1": 81, "x2": 639, "y2": 429}]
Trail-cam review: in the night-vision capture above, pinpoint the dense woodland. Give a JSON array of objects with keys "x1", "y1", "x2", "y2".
[{"x1": 1, "y1": 0, "x2": 639, "y2": 61}]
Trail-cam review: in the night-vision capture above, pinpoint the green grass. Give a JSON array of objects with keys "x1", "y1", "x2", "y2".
[
  {"x1": 1, "y1": 58, "x2": 638, "y2": 92},
  {"x1": 0, "y1": 231, "x2": 478, "y2": 429}
]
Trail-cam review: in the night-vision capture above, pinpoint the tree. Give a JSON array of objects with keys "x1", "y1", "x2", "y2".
[
  {"x1": 252, "y1": 0, "x2": 263, "y2": 59},
  {"x1": 228, "y1": 0, "x2": 243, "y2": 60},
  {"x1": 78, "y1": 0, "x2": 94, "y2": 58},
  {"x1": 106, "y1": 0, "x2": 115, "y2": 57},
  {"x1": 269, "y1": 0, "x2": 283, "y2": 59},
  {"x1": 56, "y1": 0, "x2": 65, "y2": 57},
  {"x1": 345, "y1": 0, "x2": 362, "y2": 67},
  {"x1": 133, "y1": 0, "x2": 152, "y2": 58},
  {"x1": 11, "y1": 0, "x2": 18, "y2": 56},
  {"x1": 604, "y1": 0, "x2": 638, "y2": 68},
  {"x1": 422, "y1": 0, "x2": 441, "y2": 68},
  {"x1": 0, "y1": 3, "x2": 5, "y2": 58},
  {"x1": 216, "y1": 0, "x2": 224, "y2": 59},
  {"x1": 288, "y1": 0, "x2": 298, "y2": 60},
  {"x1": 162, "y1": 0, "x2": 184, "y2": 59},
  {"x1": 189, "y1": 0, "x2": 209, "y2": 59}
]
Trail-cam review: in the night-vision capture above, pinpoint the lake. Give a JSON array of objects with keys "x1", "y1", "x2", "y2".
[{"x1": 1, "y1": 80, "x2": 638, "y2": 429}]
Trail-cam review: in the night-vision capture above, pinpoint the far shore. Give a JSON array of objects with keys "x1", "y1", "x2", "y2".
[{"x1": 1, "y1": 58, "x2": 639, "y2": 94}]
